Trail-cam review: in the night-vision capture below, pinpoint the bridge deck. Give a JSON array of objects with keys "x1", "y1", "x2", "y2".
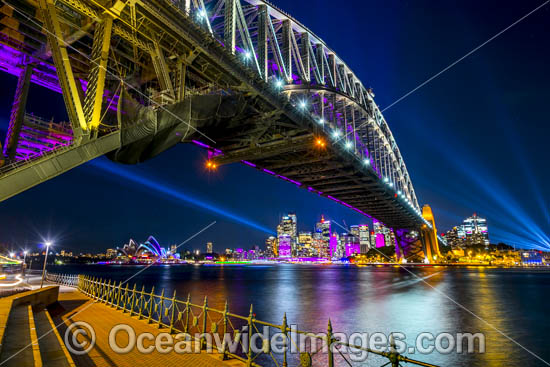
[{"x1": 52, "y1": 289, "x2": 242, "y2": 367}]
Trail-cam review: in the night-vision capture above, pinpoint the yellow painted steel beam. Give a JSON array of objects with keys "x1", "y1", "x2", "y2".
[
  {"x1": 84, "y1": 16, "x2": 113, "y2": 130},
  {"x1": 38, "y1": 0, "x2": 88, "y2": 134}
]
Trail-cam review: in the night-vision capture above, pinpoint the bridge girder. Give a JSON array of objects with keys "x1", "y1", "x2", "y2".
[{"x1": 0, "y1": 0, "x2": 428, "y2": 231}]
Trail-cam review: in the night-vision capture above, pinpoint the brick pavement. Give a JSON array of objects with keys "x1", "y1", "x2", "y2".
[{"x1": 51, "y1": 290, "x2": 245, "y2": 367}]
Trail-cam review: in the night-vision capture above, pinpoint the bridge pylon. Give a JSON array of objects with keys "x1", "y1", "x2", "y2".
[{"x1": 420, "y1": 205, "x2": 441, "y2": 263}]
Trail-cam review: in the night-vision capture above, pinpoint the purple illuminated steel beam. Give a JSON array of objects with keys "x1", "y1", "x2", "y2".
[{"x1": 3, "y1": 61, "x2": 33, "y2": 159}]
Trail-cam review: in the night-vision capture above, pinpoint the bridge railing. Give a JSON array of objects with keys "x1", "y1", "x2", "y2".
[{"x1": 47, "y1": 273, "x2": 439, "y2": 367}]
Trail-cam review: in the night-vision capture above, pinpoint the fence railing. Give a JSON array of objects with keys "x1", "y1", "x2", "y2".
[
  {"x1": 45, "y1": 272, "x2": 79, "y2": 287},
  {"x1": 46, "y1": 273, "x2": 439, "y2": 367}
]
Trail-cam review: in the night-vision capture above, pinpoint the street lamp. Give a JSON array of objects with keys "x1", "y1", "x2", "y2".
[
  {"x1": 23, "y1": 250, "x2": 28, "y2": 275},
  {"x1": 40, "y1": 242, "x2": 52, "y2": 288}
]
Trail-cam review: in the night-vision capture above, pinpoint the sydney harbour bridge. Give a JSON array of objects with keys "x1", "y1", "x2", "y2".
[{"x1": 0, "y1": 0, "x2": 441, "y2": 261}]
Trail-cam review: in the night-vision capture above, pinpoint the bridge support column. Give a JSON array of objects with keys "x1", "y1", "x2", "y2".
[
  {"x1": 83, "y1": 16, "x2": 113, "y2": 135},
  {"x1": 300, "y1": 32, "x2": 311, "y2": 82},
  {"x1": 224, "y1": 0, "x2": 236, "y2": 54},
  {"x1": 3, "y1": 60, "x2": 33, "y2": 161},
  {"x1": 151, "y1": 43, "x2": 175, "y2": 100},
  {"x1": 257, "y1": 4, "x2": 268, "y2": 82},
  {"x1": 37, "y1": 0, "x2": 87, "y2": 140},
  {"x1": 420, "y1": 205, "x2": 441, "y2": 263},
  {"x1": 281, "y1": 20, "x2": 292, "y2": 82}
]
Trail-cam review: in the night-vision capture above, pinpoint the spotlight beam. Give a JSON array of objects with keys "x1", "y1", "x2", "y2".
[{"x1": 89, "y1": 159, "x2": 276, "y2": 235}]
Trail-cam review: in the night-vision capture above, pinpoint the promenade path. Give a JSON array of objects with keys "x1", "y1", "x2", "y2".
[{"x1": 50, "y1": 288, "x2": 244, "y2": 367}]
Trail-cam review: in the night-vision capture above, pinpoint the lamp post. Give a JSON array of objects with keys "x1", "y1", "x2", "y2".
[
  {"x1": 40, "y1": 242, "x2": 52, "y2": 288},
  {"x1": 23, "y1": 250, "x2": 28, "y2": 275}
]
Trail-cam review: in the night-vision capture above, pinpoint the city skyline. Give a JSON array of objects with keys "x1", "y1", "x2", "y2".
[
  {"x1": 0, "y1": 1, "x2": 548, "y2": 367},
  {"x1": 1, "y1": 0, "x2": 549, "y2": 252}
]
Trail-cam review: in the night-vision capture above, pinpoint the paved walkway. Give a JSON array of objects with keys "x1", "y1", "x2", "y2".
[{"x1": 50, "y1": 289, "x2": 244, "y2": 367}]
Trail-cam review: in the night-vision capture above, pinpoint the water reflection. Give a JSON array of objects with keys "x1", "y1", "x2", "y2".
[{"x1": 49, "y1": 264, "x2": 550, "y2": 366}]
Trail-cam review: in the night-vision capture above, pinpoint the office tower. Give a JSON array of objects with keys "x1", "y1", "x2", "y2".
[
  {"x1": 358, "y1": 225, "x2": 370, "y2": 253},
  {"x1": 278, "y1": 213, "x2": 298, "y2": 254},
  {"x1": 373, "y1": 220, "x2": 389, "y2": 247},
  {"x1": 265, "y1": 236, "x2": 277, "y2": 257},
  {"x1": 278, "y1": 235, "x2": 292, "y2": 258},
  {"x1": 459, "y1": 213, "x2": 489, "y2": 246},
  {"x1": 315, "y1": 216, "x2": 332, "y2": 258}
]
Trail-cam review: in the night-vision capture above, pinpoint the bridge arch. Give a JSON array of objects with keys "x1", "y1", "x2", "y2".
[{"x1": 0, "y1": 0, "x2": 433, "y2": 236}]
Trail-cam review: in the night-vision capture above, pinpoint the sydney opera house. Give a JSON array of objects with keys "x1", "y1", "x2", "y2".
[{"x1": 117, "y1": 236, "x2": 171, "y2": 260}]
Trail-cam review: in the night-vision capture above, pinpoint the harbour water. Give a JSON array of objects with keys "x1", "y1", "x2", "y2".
[{"x1": 48, "y1": 264, "x2": 550, "y2": 366}]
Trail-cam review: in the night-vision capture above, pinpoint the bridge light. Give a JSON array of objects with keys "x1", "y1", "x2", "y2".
[
  {"x1": 315, "y1": 138, "x2": 326, "y2": 148},
  {"x1": 198, "y1": 8, "x2": 207, "y2": 18},
  {"x1": 206, "y1": 161, "x2": 217, "y2": 170},
  {"x1": 344, "y1": 141, "x2": 352, "y2": 150},
  {"x1": 383, "y1": 177, "x2": 389, "y2": 183},
  {"x1": 332, "y1": 130, "x2": 341, "y2": 139},
  {"x1": 275, "y1": 79, "x2": 284, "y2": 89},
  {"x1": 299, "y1": 100, "x2": 307, "y2": 109},
  {"x1": 364, "y1": 158, "x2": 370, "y2": 166},
  {"x1": 244, "y1": 51, "x2": 252, "y2": 59},
  {"x1": 318, "y1": 118, "x2": 325, "y2": 124}
]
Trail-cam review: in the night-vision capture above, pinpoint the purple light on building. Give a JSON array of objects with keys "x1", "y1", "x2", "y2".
[
  {"x1": 278, "y1": 236, "x2": 292, "y2": 258},
  {"x1": 345, "y1": 242, "x2": 360, "y2": 257},
  {"x1": 329, "y1": 234, "x2": 338, "y2": 258},
  {"x1": 376, "y1": 234, "x2": 385, "y2": 248}
]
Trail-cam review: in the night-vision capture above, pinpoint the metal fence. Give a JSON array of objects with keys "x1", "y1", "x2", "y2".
[{"x1": 46, "y1": 273, "x2": 438, "y2": 367}]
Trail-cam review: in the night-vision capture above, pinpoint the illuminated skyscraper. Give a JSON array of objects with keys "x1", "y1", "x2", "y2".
[
  {"x1": 265, "y1": 236, "x2": 277, "y2": 257},
  {"x1": 297, "y1": 232, "x2": 314, "y2": 256},
  {"x1": 341, "y1": 232, "x2": 360, "y2": 257},
  {"x1": 458, "y1": 213, "x2": 489, "y2": 246},
  {"x1": 206, "y1": 242, "x2": 213, "y2": 254},
  {"x1": 444, "y1": 227, "x2": 461, "y2": 247},
  {"x1": 350, "y1": 224, "x2": 371, "y2": 254},
  {"x1": 278, "y1": 213, "x2": 298, "y2": 254},
  {"x1": 359, "y1": 225, "x2": 371, "y2": 253},
  {"x1": 315, "y1": 216, "x2": 332, "y2": 258},
  {"x1": 278, "y1": 235, "x2": 292, "y2": 258},
  {"x1": 288, "y1": 212, "x2": 297, "y2": 238},
  {"x1": 350, "y1": 226, "x2": 360, "y2": 240},
  {"x1": 373, "y1": 220, "x2": 388, "y2": 247}
]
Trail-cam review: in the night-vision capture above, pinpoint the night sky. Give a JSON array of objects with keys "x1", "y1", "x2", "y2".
[{"x1": 1, "y1": 0, "x2": 549, "y2": 253}]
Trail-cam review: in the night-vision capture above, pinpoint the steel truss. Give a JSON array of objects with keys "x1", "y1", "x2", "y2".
[{"x1": 0, "y1": 0, "x2": 425, "y2": 229}]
